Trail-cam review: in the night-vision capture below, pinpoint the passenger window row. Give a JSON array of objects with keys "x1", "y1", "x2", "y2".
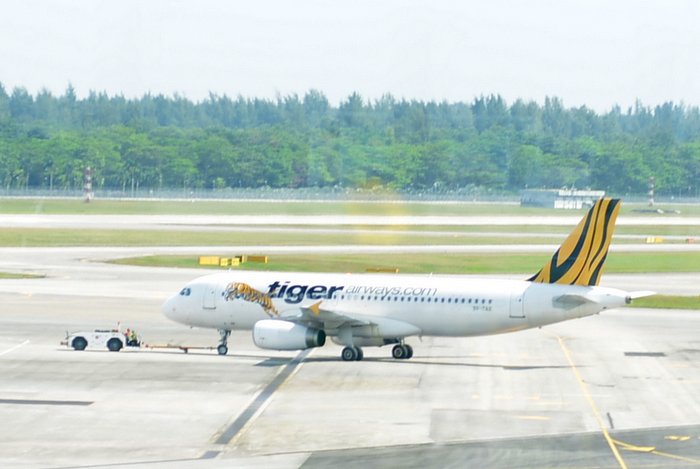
[{"x1": 335, "y1": 294, "x2": 493, "y2": 305}]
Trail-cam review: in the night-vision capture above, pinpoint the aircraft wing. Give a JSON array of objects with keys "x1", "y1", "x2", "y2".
[
  {"x1": 280, "y1": 301, "x2": 370, "y2": 330},
  {"x1": 280, "y1": 301, "x2": 422, "y2": 338}
]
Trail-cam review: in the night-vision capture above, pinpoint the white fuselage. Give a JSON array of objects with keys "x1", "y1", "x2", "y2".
[{"x1": 162, "y1": 271, "x2": 630, "y2": 339}]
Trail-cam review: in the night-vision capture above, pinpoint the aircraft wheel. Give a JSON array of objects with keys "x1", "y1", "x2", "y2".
[
  {"x1": 392, "y1": 344, "x2": 406, "y2": 359},
  {"x1": 72, "y1": 336, "x2": 87, "y2": 351},
  {"x1": 217, "y1": 344, "x2": 228, "y2": 356},
  {"x1": 355, "y1": 347, "x2": 364, "y2": 361},
  {"x1": 107, "y1": 338, "x2": 123, "y2": 352},
  {"x1": 404, "y1": 344, "x2": 413, "y2": 359},
  {"x1": 341, "y1": 346, "x2": 357, "y2": 361}
]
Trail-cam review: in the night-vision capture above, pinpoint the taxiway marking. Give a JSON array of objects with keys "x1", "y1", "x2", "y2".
[
  {"x1": 214, "y1": 349, "x2": 310, "y2": 447},
  {"x1": 557, "y1": 336, "x2": 628, "y2": 469},
  {"x1": 0, "y1": 340, "x2": 29, "y2": 357},
  {"x1": 0, "y1": 398, "x2": 92, "y2": 406}
]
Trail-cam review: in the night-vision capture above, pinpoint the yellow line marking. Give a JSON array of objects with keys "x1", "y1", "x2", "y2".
[
  {"x1": 559, "y1": 339, "x2": 700, "y2": 466},
  {"x1": 664, "y1": 435, "x2": 691, "y2": 441},
  {"x1": 611, "y1": 438, "x2": 655, "y2": 453},
  {"x1": 649, "y1": 449, "x2": 700, "y2": 464},
  {"x1": 515, "y1": 415, "x2": 550, "y2": 421},
  {"x1": 592, "y1": 437, "x2": 700, "y2": 465},
  {"x1": 557, "y1": 336, "x2": 628, "y2": 469}
]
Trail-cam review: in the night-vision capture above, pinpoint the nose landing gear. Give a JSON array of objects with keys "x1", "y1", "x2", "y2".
[{"x1": 217, "y1": 329, "x2": 231, "y2": 355}]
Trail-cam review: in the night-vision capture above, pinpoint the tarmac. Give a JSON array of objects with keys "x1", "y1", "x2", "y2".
[
  {"x1": 3, "y1": 288, "x2": 700, "y2": 468},
  {"x1": 1, "y1": 213, "x2": 700, "y2": 468}
]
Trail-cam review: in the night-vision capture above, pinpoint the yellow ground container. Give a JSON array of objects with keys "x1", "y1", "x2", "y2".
[
  {"x1": 198, "y1": 256, "x2": 220, "y2": 266},
  {"x1": 366, "y1": 268, "x2": 400, "y2": 273},
  {"x1": 219, "y1": 258, "x2": 240, "y2": 267},
  {"x1": 247, "y1": 255, "x2": 268, "y2": 264}
]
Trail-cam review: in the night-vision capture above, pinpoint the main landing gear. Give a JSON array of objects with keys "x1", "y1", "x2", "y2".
[
  {"x1": 340, "y1": 343, "x2": 414, "y2": 361},
  {"x1": 392, "y1": 343, "x2": 413, "y2": 360},
  {"x1": 217, "y1": 329, "x2": 231, "y2": 356},
  {"x1": 341, "y1": 346, "x2": 364, "y2": 361}
]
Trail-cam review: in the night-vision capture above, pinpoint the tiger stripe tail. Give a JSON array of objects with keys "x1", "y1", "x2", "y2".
[{"x1": 528, "y1": 198, "x2": 621, "y2": 286}]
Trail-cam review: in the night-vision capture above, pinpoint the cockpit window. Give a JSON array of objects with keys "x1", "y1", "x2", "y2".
[{"x1": 179, "y1": 287, "x2": 191, "y2": 296}]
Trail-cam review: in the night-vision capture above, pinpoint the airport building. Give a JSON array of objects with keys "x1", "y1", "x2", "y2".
[{"x1": 520, "y1": 189, "x2": 605, "y2": 209}]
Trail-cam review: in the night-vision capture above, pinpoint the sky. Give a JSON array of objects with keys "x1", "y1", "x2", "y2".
[{"x1": 1, "y1": 0, "x2": 699, "y2": 112}]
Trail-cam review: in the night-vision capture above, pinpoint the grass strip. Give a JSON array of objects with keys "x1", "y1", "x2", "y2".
[
  {"x1": 3, "y1": 198, "x2": 700, "y2": 216},
  {"x1": 112, "y1": 255, "x2": 700, "y2": 310},
  {"x1": 632, "y1": 295, "x2": 700, "y2": 310},
  {"x1": 0, "y1": 227, "x2": 568, "y2": 247},
  {"x1": 1, "y1": 226, "x2": 697, "y2": 247},
  {"x1": 0, "y1": 198, "x2": 538, "y2": 215},
  {"x1": 110, "y1": 252, "x2": 700, "y2": 275},
  {"x1": 0, "y1": 272, "x2": 45, "y2": 279}
]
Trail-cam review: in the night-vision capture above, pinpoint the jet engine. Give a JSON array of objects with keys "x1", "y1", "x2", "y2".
[{"x1": 252, "y1": 319, "x2": 326, "y2": 351}]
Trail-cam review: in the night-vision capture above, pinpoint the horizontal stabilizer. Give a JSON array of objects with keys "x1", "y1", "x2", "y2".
[
  {"x1": 554, "y1": 289, "x2": 634, "y2": 309},
  {"x1": 625, "y1": 291, "x2": 656, "y2": 304},
  {"x1": 553, "y1": 293, "x2": 595, "y2": 309}
]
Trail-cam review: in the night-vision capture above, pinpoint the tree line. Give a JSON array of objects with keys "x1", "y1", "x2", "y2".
[{"x1": 1, "y1": 83, "x2": 699, "y2": 196}]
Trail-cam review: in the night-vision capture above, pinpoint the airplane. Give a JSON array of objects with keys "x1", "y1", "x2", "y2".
[{"x1": 162, "y1": 198, "x2": 653, "y2": 361}]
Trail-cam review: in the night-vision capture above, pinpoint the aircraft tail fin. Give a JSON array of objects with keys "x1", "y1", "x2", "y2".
[{"x1": 528, "y1": 198, "x2": 621, "y2": 286}]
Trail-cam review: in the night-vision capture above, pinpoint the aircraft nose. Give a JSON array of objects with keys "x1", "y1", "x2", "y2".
[{"x1": 161, "y1": 294, "x2": 183, "y2": 323}]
